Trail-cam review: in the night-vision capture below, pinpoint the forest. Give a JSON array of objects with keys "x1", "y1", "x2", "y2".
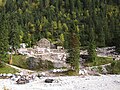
[{"x1": 0, "y1": 0, "x2": 120, "y2": 69}]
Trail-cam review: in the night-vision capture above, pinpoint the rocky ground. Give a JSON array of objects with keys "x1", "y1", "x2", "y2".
[
  {"x1": 0, "y1": 75, "x2": 120, "y2": 90},
  {"x1": 1, "y1": 46, "x2": 120, "y2": 90}
]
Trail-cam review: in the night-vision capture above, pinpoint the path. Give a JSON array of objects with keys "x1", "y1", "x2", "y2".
[{"x1": 5, "y1": 63, "x2": 35, "y2": 73}]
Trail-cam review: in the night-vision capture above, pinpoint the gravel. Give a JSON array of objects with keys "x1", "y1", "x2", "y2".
[{"x1": 0, "y1": 75, "x2": 120, "y2": 90}]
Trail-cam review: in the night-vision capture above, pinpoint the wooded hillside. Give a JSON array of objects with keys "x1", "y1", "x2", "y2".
[{"x1": 0, "y1": 0, "x2": 119, "y2": 54}]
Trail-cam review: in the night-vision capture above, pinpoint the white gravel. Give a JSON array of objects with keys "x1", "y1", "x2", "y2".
[{"x1": 0, "y1": 75, "x2": 120, "y2": 90}]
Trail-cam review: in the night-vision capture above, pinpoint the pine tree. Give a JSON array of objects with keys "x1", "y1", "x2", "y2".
[
  {"x1": 0, "y1": 9, "x2": 9, "y2": 67},
  {"x1": 67, "y1": 32, "x2": 80, "y2": 73},
  {"x1": 114, "y1": 16, "x2": 120, "y2": 53},
  {"x1": 55, "y1": 0, "x2": 59, "y2": 13},
  {"x1": 88, "y1": 28, "x2": 97, "y2": 64},
  {"x1": 9, "y1": 19, "x2": 21, "y2": 53},
  {"x1": 64, "y1": 0, "x2": 69, "y2": 12},
  {"x1": 69, "y1": 0, "x2": 74, "y2": 14},
  {"x1": 62, "y1": 23, "x2": 69, "y2": 49},
  {"x1": 66, "y1": 22, "x2": 80, "y2": 74},
  {"x1": 98, "y1": 28, "x2": 105, "y2": 47}
]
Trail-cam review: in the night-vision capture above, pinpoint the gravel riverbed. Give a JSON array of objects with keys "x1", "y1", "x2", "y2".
[{"x1": 0, "y1": 75, "x2": 120, "y2": 90}]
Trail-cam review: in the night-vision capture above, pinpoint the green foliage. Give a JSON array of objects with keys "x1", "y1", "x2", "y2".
[
  {"x1": 97, "y1": 66, "x2": 103, "y2": 73},
  {"x1": 0, "y1": 0, "x2": 119, "y2": 67},
  {"x1": 85, "y1": 57, "x2": 113, "y2": 67},
  {"x1": 0, "y1": 9, "x2": 9, "y2": 64},
  {"x1": 88, "y1": 28, "x2": 97, "y2": 64},
  {"x1": 106, "y1": 60, "x2": 120, "y2": 74},
  {"x1": 112, "y1": 61, "x2": 120, "y2": 74},
  {"x1": 3, "y1": 55, "x2": 54, "y2": 71},
  {"x1": 0, "y1": 62, "x2": 4, "y2": 67},
  {"x1": 0, "y1": 0, "x2": 118, "y2": 48},
  {"x1": 113, "y1": 18, "x2": 120, "y2": 53},
  {"x1": 0, "y1": 0, "x2": 6, "y2": 7},
  {"x1": 3, "y1": 55, "x2": 28, "y2": 69},
  {"x1": 9, "y1": 20, "x2": 21, "y2": 50},
  {"x1": 0, "y1": 65, "x2": 18, "y2": 74},
  {"x1": 60, "y1": 33, "x2": 64, "y2": 46},
  {"x1": 96, "y1": 57, "x2": 113, "y2": 66},
  {"x1": 67, "y1": 27, "x2": 80, "y2": 73},
  {"x1": 64, "y1": 69, "x2": 79, "y2": 76}
]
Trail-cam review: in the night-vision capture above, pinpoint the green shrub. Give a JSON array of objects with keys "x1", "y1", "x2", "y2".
[
  {"x1": 44, "y1": 60, "x2": 54, "y2": 70},
  {"x1": 106, "y1": 60, "x2": 120, "y2": 74},
  {"x1": 112, "y1": 61, "x2": 120, "y2": 74},
  {"x1": 94, "y1": 57, "x2": 112, "y2": 66},
  {"x1": 0, "y1": 61, "x2": 5, "y2": 67},
  {"x1": 64, "y1": 69, "x2": 79, "y2": 76},
  {"x1": 97, "y1": 66, "x2": 102, "y2": 73},
  {"x1": 85, "y1": 57, "x2": 113, "y2": 66}
]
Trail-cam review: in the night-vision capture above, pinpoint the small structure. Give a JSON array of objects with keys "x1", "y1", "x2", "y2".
[
  {"x1": 57, "y1": 46, "x2": 64, "y2": 50},
  {"x1": 20, "y1": 43, "x2": 27, "y2": 48},
  {"x1": 17, "y1": 38, "x2": 68, "y2": 68},
  {"x1": 17, "y1": 48, "x2": 28, "y2": 55},
  {"x1": 37, "y1": 38, "x2": 50, "y2": 49}
]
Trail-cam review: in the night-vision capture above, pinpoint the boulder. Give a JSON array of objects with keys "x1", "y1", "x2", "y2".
[
  {"x1": 26, "y1": 57, "x2": 54, "y2": 70},
  {"x1": 45, "y1": 79, "x2": 54, "y2": 83},
  {"x1": 16, "y1": 77, "x2": 29, "y2": 84}
]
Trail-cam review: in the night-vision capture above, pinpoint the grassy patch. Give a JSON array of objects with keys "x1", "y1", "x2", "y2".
[
  {"x1": 4, "y1": 55, "x2": 54, "y2": 71},
  {"x1": 97, "y1": 66, "x2": 103, "y2": 73},
  {"x1": 11, "y1": 55, "x2": 28, "y2": 69},
  {"x1": 106, "y1": 60, "x2": 120, "y2": 74},
  {"x1": 3, "y1": 55, "x2": 28, "y2": 69},
  {"x1": 64, "y1": 69, "x2": 79, "y2": 76},
  {"x1": 84, "y1": 57, "x2": 113, "y2": 67},
  {"x1": 0, "y1": 65, "x2": 18, "y2": 74}
]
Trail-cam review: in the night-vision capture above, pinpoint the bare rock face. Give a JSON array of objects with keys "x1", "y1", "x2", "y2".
[
  {"x1": 26, "y1": 57, "x2": 54, "y2": 70},
  {"x1": 26, "y1": 57, "x2": 40, "y2": 70}
]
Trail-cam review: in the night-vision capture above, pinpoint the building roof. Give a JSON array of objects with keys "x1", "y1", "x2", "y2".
[{"x1": 37, "y1": 38, "x2": 50, "y2": 48}]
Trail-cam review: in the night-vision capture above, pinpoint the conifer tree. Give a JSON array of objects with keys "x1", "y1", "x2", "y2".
[
  {"x1": 9, "y1": 18, "x2": 21, "y2": 53},
  {"x1": 66, "y1": 22, "x2": 80, "y2": 74},
  {"x1": 69, "y1": 0, "x2": 74, "y2": 14},
  {"x1": 88, "y1": 28, "x2": 97, "y2": 64},
  {"x1": 0, "y1": 8, "x2": 9, "y2": 67},
  {"x1": 114, "y1": 16, "x2": 120, "y2": 53}
]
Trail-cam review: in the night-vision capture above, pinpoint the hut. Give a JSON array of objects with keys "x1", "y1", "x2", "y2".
[{"x1": 37, "y1": 38, "x2": 51, "y2": 49}]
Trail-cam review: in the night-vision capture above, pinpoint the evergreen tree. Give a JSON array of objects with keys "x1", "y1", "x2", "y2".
[
  {"x1": 0, "y1": 9, "x2": 9, "y2": 67},
  {"x1": 66, "y1": 22, "x2": 80, "y2": 74},
  {"x1": 88, "y1": 28, "x2": 97, "y2": 64},
  {"x1": 69, "y1": 0, "x2": 74, "y2": 14},
  {"x1": 114, "y1": 16, "x2": 120, "y2": 53},
  {"x1": 0, "y1": 0, "x2": 119, "y2": 67},
  {"x1": 63, "y1": 23, "x2": 69, "y2": 49},
  {"x1": 64, "y1": 0, "x2": 69, "y2": 12},
  {"x1": 9, "y1": 19, "x2": 21, "y2": 52}
]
